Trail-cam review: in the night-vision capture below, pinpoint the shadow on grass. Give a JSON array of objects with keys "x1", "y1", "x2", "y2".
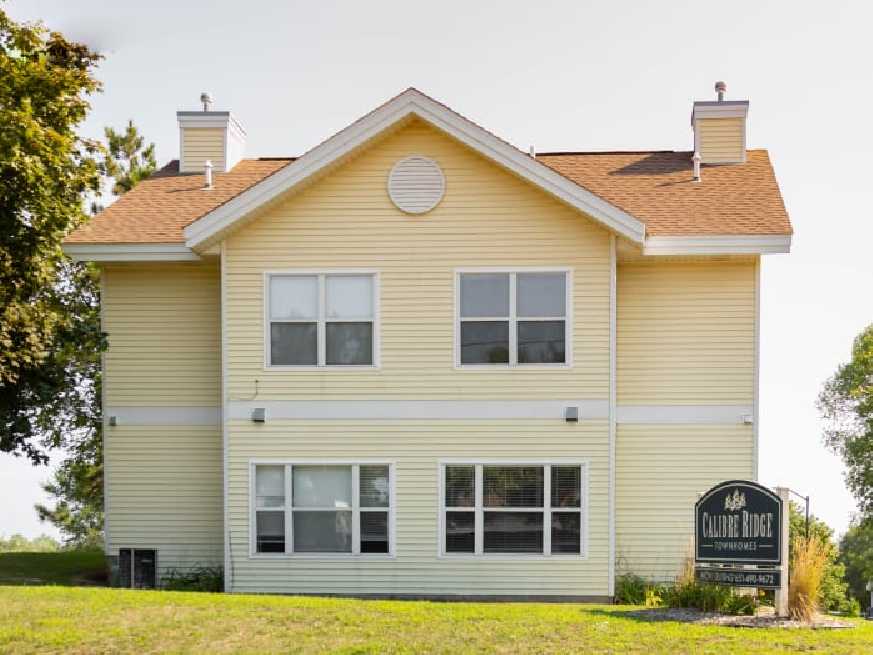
[{"x1": 0, "y1": 551, "x2": 108, "y2": 587}]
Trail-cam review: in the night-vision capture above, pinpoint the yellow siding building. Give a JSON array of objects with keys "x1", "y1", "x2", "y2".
[{"x1": 66, "y1": 87, "x2": 791, "y2": 598}]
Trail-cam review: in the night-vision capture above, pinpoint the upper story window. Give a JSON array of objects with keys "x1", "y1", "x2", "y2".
[
  {"x1": 457, "y1": 270, "x2": 569, "y2": 366},
  {"x1": 267, "y1": 273, "x2": 378, "y2": 367}
]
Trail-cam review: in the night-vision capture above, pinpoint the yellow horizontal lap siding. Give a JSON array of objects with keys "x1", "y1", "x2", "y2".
[
  {"x1": 697, "y1": 117, "x2": 744, "y2": 163},
  {"x1": 617, "y1": 261, "x2": 755, "y2": 405},
  {"x1": 103, "y1": 262, "x2": 220, "y2": 406},
  {"x1": 181, "y1": 127, "x2": 225, "y2": 172},
  {"x1": 225, "y1": 118, "x2": 611, "y2": 400},
  {"x1": 229, "y1": 420, "x2": 609, "y2": 596},
  {"x1": 223, "y1": 120, "x2": 612, "y2": 595},
  {"x1": 105, "y1": 425, "x2": 223, "y2": 573},
  {"x1": 102, "y1": 262, "x2": 223, "y2": 576},
  {"x1": 615, "y1": 424, "x2": 754, "y2": 581}
]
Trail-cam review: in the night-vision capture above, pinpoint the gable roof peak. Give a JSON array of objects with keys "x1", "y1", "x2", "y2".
[{"x1": 182, "y1": 88, "x2": 646, "y2": 249}]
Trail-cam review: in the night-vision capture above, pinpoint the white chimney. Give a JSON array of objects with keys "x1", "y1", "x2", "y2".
[
  {"x1": 691, "y1": 81, "x2": 749, "y2": 164},
  {"x1": 177, "y1": 93, "x2": 246, "y2": 173}
]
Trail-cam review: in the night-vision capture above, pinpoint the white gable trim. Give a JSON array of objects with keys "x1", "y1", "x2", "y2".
[
  {"x1": 64, "y1": 243, "x2": 200, "y2": 262},
  {"x1": 643, "y1": 235, "x2": 791, "y2": 256},
  {"x1": 182, "y1": 89, "x2": 646, "y2": 249}
]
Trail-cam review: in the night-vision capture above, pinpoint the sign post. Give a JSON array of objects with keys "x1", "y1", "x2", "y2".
[{"x1": 694, "y1": 480, "x2": 787, "y2": 613}]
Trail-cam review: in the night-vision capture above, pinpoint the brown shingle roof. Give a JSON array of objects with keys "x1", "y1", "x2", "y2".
[
  {"x1": 65, "y1": 149, "x2": 790, "y2": 244},
  {"x1": 537, "y1": 149, "x2": 791, "y2": 236},
  {"x1": 64, "y1": 158, "x2": 292, "y2": 244}
]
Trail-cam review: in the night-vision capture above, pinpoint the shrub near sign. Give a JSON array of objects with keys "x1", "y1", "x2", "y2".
[{"x1": 695, "y1": 480, "x2": 782, "y2": 565}]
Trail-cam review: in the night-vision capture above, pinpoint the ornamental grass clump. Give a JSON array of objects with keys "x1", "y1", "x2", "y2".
[{"x1": 789, "y1": 535, "x2": 829, "y2": 622}]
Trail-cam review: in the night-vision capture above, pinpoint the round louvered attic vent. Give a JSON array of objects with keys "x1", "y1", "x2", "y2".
[{"x1": 387, "y1": 156, "x2": 445, "y2": 214}]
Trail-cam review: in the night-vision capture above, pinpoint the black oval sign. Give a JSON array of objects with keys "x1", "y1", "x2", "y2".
[{"x1": 695, "y1": 480, "x2": 782, "y2": 565}]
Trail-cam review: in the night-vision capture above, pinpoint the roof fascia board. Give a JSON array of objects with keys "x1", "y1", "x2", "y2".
[
  {"x1": 183, "y1": 90, "x2": 646, "y2": 249},
  {"x1": 63, "y1": 243, "x2": 200, "y2": 262},
  {"x1": 643, "y1": 235, "x2": 791, "y2": 256}
]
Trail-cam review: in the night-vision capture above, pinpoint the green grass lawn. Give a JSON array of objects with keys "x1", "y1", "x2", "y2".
[
  {"x1": 1, "y1": 585, "x2": 872, "y2": 654},
  {"x1": 0, "y1": 551, "x2": 107, "y2": 587}
]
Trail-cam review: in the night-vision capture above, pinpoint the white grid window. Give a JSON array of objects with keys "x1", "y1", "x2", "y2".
[
  {"x1": 441, "y1": 463, "x2": 586, "y2": 556},
  {"x1": 267, "y1": 273, "x2": 377, "y2": 367},
  {"x1": 457, "y1": 271, "x2": 569, "y2": 366},
  {"x1": 252, "y1": 463, "x2": 392, "y2": 556}
]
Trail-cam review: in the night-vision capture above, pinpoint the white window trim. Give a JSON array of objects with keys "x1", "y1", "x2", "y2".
[
  {"x1": 263, "y1": 270, "x2": 381, "y2": 370},
  {"x1": 249, "y1": 459, "x2": 396, "y2": 559},
  {"x1": 453, "y1": 267, "x2": 573, "y2": 370},
  {"x1": 437, "y1": 458, "x2": 589, "y2": 560}
]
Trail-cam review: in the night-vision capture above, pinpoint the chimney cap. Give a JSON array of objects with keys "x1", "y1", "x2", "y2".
[{"x1": 200, "y1": 91, "x2": 213, "y2": 111}]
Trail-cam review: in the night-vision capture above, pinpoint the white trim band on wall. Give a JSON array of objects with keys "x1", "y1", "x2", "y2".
[
  {"x1": 229, "y1": 399, "x2": 610, "y2": 421},
  {"x1": 105, "y1": 406, "x2": 221, "y2": 426},
  {"x1": 104, "y1": 402, "x2": 755, "y2": 425},
  {"x1": 616, "y1": 405, "x2": 754, "y2": 424}
]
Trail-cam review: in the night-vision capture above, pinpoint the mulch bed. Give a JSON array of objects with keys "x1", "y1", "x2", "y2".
[{"x1": 626, "y1": 607, "x2": 855, "y2": 629}]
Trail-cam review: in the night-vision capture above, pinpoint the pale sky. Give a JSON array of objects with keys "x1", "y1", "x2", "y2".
[{"x1": 2, "y1": 0, "x2": 871, "y2": 541}]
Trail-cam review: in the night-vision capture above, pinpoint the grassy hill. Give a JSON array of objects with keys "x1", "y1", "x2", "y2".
[{"x1": 0, "y1": 553, "x2": 871, "y2": 653}]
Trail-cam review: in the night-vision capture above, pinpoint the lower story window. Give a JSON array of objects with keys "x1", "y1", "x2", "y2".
[
  {"x1": 253, "y1": 463, "x2": 392, "y2": 555},
  {"x1": 441, "y1": 462, "x2": 586, "y2": 556}
]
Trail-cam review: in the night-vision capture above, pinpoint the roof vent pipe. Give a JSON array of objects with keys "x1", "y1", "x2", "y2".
[
  {"x1": 692, "y1": 151, "x2": 701, "y2": 182},
  {"x1": 715, "y1": 80, "x2": 727, "y2": 102},
  {"x1": 204, "y1": 160, "x2": 213, "y2": 189},
  {"x1": 200, "y1": 91, "x2": 213, "y2": 112},
  {"x1": 529, "y1": 145, "x2": 536, "y2": 157}
]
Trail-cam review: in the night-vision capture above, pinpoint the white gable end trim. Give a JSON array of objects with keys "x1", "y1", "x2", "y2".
[{"x1": 183, "y1": 89, "x2": 647, "y2": 249}]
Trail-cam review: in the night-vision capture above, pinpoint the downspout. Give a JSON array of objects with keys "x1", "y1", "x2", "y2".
[{"x1": 608, "y1": 234, "x2": 617, "y2": 598}]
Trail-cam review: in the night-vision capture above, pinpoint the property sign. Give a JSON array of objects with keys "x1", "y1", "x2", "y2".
[
  {"x1": 695, "y1": 566, "x2": 781, "y2": 589},
  {"x1": 695, "y1": 480, "x2": 782, "y2": 565}
]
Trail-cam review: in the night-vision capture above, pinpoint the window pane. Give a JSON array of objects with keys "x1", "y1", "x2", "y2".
[
  {"x1": 293, "y1": 511, "x2": 352, "y2": 553},
  {"x1": 517, "y1": 321, "x2": 565, "y2": 364},
  {"x1": 270, "y1": 276, "x2": 318, "y2": 320},
  {"x1": 360, "y1": 511, "x2": 389, "y2": 553},
  {"x1": 517, "y1": 273, "x2": 566, "y2": 317},
  {"x1": 551, "y1": 512, "x2": 581, "y2": 554},
  {"x1": 326, "y1": 275, "x2": 373, "y2": 319},
  {"x1": 460, "y1": 321, "x2": 509, "y2": 364},
  {"x1": 445, "y1": 465, "x2": 475, "y2": 508},
  {"x1": 460, "y1": 273, "x2": 509, "y2": 317},
  {"x1": 551, "y1": 466, "x2": 581, "y2": 508},
  {"x1": 445, "y1": 512, "x2": 475, "y2": 553},
  {"x1": 360, "y1": 465, "x2": 390, "y2": 508},
  {"x1": 483, "y1": 466, "x2": 544, "y2": 507},
  {"x1": 256, "y1": 465, "x2": 285, "y2": 508},
  {"x1": 326, "y1": 322, "x2": 373, "y2": 365},
  {"x1": 271, "y1": 323, "x2": 317, "y2": 365},
  {"x1": 483, "y1": 512, "x2": 543, "y2": 553},
  {"x1": 293, "y1": 465, "x2": 352, "y2": 508},
  {"x1": 256, "y1": 511, "x2": 285, "y2": 553}
]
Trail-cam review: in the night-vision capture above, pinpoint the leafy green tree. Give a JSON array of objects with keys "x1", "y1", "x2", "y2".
[
  {"x1": 0, "y1": 533, "x2": 59, "y2": 553},
  {"x1": 0, "y1": 7, "x2": 103, "y2": 464},
  {"x1": 818, "y1": 324, "x2": 873, "y2": 516},
  {"x1": 789, "y1": 503, "x2": 855, "y2": 613},
  {"x1": 840, "y1": 518, "x2": 873, "y2": 610},
  {"x1": 99, "y1": 120, "x2": 156, "y2": 198}
]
